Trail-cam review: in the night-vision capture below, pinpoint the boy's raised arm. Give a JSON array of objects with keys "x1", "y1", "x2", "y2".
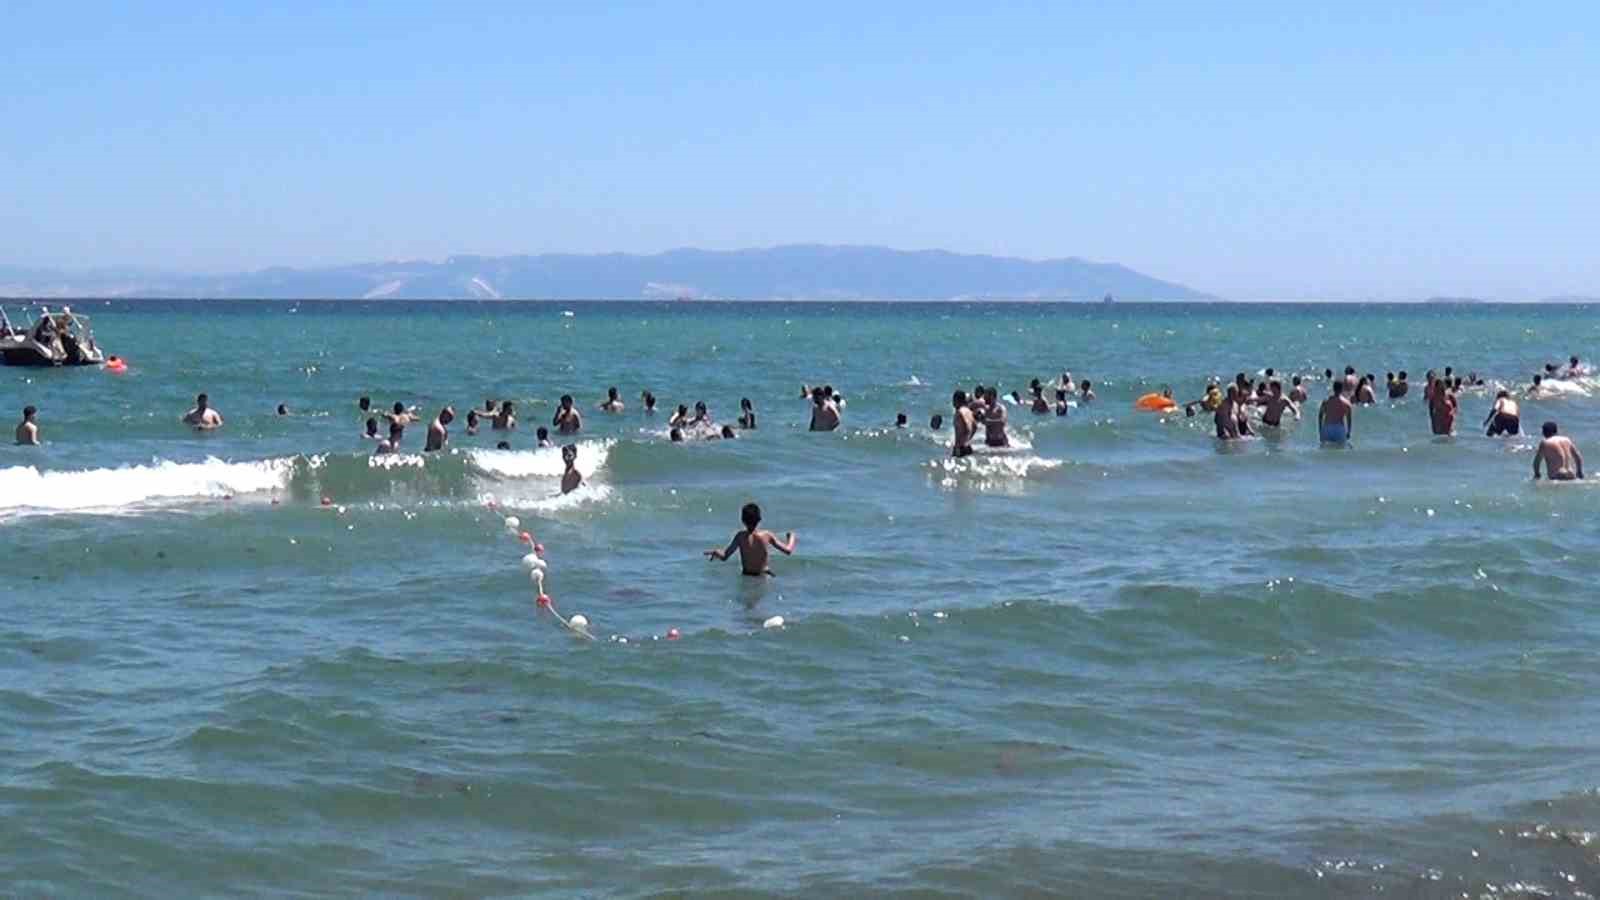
[{"x1": 767, "y1": 530, "x2": 797, "y2": 556}]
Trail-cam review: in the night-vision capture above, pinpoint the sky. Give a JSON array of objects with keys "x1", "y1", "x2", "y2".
[{"x1": 2, "y1": 1, "x2": 1597, "y2": 299}]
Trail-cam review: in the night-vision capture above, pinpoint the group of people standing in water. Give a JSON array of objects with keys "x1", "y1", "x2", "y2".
[{"x1": 1176, "y1": 356, "x2": 1588, "y2": 480}]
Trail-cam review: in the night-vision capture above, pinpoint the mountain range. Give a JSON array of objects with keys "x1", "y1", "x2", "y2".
[{"x1": 0, "y1": 245, "x2": 1210, "y2": 301}]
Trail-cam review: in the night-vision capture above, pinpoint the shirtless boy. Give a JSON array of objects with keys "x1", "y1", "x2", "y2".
[
  {"x1": 554, "y1": 395, "x2": 582, "y2": 434},
  {"x1": 1484, "y1": 391, "x2": 1521, "y2": 437},
  {"x1": 1533, "y1": 421, "x2": 1584, "y2": 481},
  {"x1": 15, "y1": 405, "x2": 39, "y2": 445},
  {"x1": 951, "y1": 390, "x2": 976, "y2": 458},
  {"x1": 1318, "y1": 382, "x2": 1354, "y2": 444},
  {"x1": 183, "y1": 393, "x2": 224, "y2": 431},
  {"x1": 560, "y1": 444, "x2": 583, "y2": 494},
  {"x1": 704, "y1": 502, "x2": 797, "y2": 576}
]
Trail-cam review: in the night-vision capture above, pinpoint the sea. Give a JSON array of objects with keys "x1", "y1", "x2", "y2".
[{"x1": 4, "y1": 300, "x2": 1600, "y2": 898}]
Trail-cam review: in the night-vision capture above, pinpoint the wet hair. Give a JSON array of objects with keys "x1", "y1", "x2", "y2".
[
  {"x1": 823, "y1": 385, "x2": 834, "y2": 398},
  {"x1": 896, "y1": 413, "x2": 908, "y2": 426},
  {"x1": 1446, "y1": 367, "x2": 1455, "y2": 377},
  {"x1": 1080, "y1": 380, "x2": 1092, "y2": 391},
  {"x1": 485, "y1": 399, "x2": 496, "y2": 412},
  {"x1": 1572, "y1": 355, "x2": 1581, "y2": 366},
  {"x1": 1269, "y1": 380, "x2": 1282, "y2": 393},
  {"x1": 365, "y1": 417, "x2": 378, "y2": 434},
  {"x1": 466, "y1": 410, "x2": 479, "y2": 426},
  {"x1": 1345, "y1": 366, "x2": 1355, "y2": 376},
  {"x1": 1292, "y1": 376, "x2": 1303, "y2": 385},
  {"x1": 695, "y1": 401, "x2": 707, "y2": 412},
  {"x1": 608, "y1": 386, "x2": 618, "y2": 400},
  {"x1": 1386, "y1": 372, "x2": 1395, "y2": 381},
  {"x1": 1543, "y1": 421, "x2": 1559, "y2": 437},
  {"x1": 1453, "y1": 378, "x2": 1463, "y2": 389},
  {"x1": 23, "y1": 405, "x2": 36, "y2": 418},
  {"x1": 197, "y1": 393, "x2": 209, "y2": 405},
  {"x1": 1010, "y1": 391, "x2": 1022, "y2": 403},
  {"x1": 930, "y1": 414, "x2": 944, "y2": 430},
  {"x1": 496, "y1": 441, "x2": 511, "y2": 450},
  {"x1": 741, "y1": 502, "x2": 761, "y2": 529},
  {"x1": 643, "y1": 392, "x2": 657, "y2": 409},
  {"x1": 1264, "y1": 368, "x2": 1275, "y2": 378},
  {"x1": 953, "y1": 390, "x2": 968, "y2": 407},
  {"x1": 1496, "y1": 389, "x2": 1510, "y2": 399},
  {"x1": 721, "y1": 425, "x2": 736, "y2": 439},
  {"x1": 741, "y1": 397, "x2": 752, "y2": 411},
  {"x1": 439, "y1": 407, "x2": 455, "y2": 424},
  {"x1": 560, "y1": 394, "x2": 573, "y2": 406},
  {"x1": 669, "y1": 428, "x2": 684, "y2": 442},
  {"x1": 1324, "y1": 369, "x2": 1333, "y2": 380},
  {"x1": 393, "y1": 401, "x2": 405, "y2": 415},
  {"x1": 276, "y1": 404, "x2": 288, "y2": 415},
  {"x1": 501, "y1": 400, "x2": 514, "y2": 413},
  {"x1": 359, "y1": 396, "x2": 371, "y2": 411},
  {"x1": 562, "y1": 444, "x2": 577, "y2": 463},
  {"x1": 1365, "y1": 373, "x2": 1375, "y2": 383},
  {"x1": 1533, "y1": 375, "x2": 1543, "y2": 385},
  {"x1": 1399, "y1": 371, "x2": 1408, "y2": 380},
  {"x1": 536, "y1": 426, "x2": 549, "y2": 440},
  {"x1": 677, "y1": 404, "x2": 689, "y2": 417},
  {"x1": 1030, "y1": 378, "x2": 1041, "y2": 391},
  {"x1": 1332, "y1": 381, "x2": 1346, "y2": 396}
]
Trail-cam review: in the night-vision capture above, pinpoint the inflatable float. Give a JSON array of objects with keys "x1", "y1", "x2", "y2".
[{"x1": 1135, "y1": 392, "x2": 1178, "y2": 412}]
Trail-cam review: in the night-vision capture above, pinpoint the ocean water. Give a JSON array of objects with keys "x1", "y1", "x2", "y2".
[{"x1": 4, "y1": 300, "x2": 1600, "y2": 898}]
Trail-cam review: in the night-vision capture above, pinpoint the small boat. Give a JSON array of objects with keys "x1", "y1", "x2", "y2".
[{"x1": 0, "y1": 305, "x2": 107, "y2": 367}]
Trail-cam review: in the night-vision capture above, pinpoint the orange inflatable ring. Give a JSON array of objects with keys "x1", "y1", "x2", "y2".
[
  {"x1": 1135, "y1": 393, "x2": 1177, "y2": 411},
  {"x1": 105, "y1": 357, "x2": 127, "y2": 372}
]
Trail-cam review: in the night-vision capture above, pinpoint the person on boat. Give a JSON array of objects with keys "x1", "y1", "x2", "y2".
[
  {"x1": 15, "y1": 406, "x2": 39, "y2": 445},
  {"x1": 1484, "y1": 391, "x2": 1521, "y2": 437},
  {"x1": 1533, "y1": 421, "x2": 1584, "y2": 481},
  {"x1": 183, "y1": 393, "x2": 223, "y2": 431},
  {"x1": 1318, "y1": 382, "x2": 1354, "y2": 445},
  {"x1": 599, "y1": 387, "x2": 625, "y2": 413},
  {"x1": 424, "y1": 406, "x2": 454, "y2": 452}
]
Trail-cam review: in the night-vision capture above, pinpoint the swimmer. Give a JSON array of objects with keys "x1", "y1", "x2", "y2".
[
  {"x1": 670, "y1": 427, "x2": 684, "y2": 443},
  {"x1": 1054, "y1": 389, "x2": 1070, "y2": 417},
  {"x1": 599, "y1": 386, "x2": 624, "y2": 412},
  {"x1": 535, "y1": 426, "x2": 553, "y2": 448},
  {"x1": 1534, "y1": 421, "x2": 1584, "y2": 481},
  {"x1": 896, "y1": 412, "x2": 908, "y2": 428},
  {"x1": 1566, "y1": 355, "x2": 1587, "y2": 378},
  {"x1": 983, "y1": 387, "x2": 1009, "y2": 448},
  {"x1": 560, "y1": 444, "x2": 582, "y2": 493},
  {"x1": 276, "y1": 403, "x2": 289, "y2": 416},
  {"x1": 358, "y1": 396, "x2": 372, "y2": 413},
  {"x1": 669, "y1": 404, "x2": 689, "y2": 428},
  {"x1": 930, "y1": 414, "x2": 944, "y2": 431},
  {"x1": 465, "y1": 410, "x2": 480, "y2": 436},
  {"x1": 1484, "y1": 390, "x2": 1521, "y2": 437},
  {"x1": 493, "y1": 400, "x2": 516, "y2": 430},
  {"x1": 1389, "y1": 371, "x2": 1410, "y2": 399},
  {"x1": 738, "y1": 398, "x2": 756, "y2": 429},
  {"x1": 384, "y1": 401, "x2": 419, "y2": 428},
  {"x1": 952, "y1": 390, "x2": 976, "y2": 458},
  {"x1": 374, "y1": 421, "x2": 403, "y2": 455},
  {"x1": 1079, "y1": 380, "x2": 1096, "y2": 405},
  {"x1": 1318, "y1": 381, "x2": 1354, "y2": 444},
  {"x1": 1214, "y1": 387, "x2": 1242, "y2": 440},
  {"x1": 808, "y1": 387, "x2": 840, "y2": 432},
  {"x1": 1030, "y1": 389, "x2": 1049, "y2": 415},
  {"x1": 1354, "y1": 376, "x2": 1376, "y2": 405},
  {"x1": 362, "y1": 417, "x2": 380, "y2": 440},
  {"x1": 1288, "y1": 376, "x2": 1308, "y2": 404},
  {"x1": 1259, "y1": 380, "x2": 1299, "y2": 428},
  {"x1": 1429, "y1": 379, "x2": 1457, "y2": 436},
  {"x1": 720, "y1": 424, "x2": 737, "y2": 439},
  {"x1": 1528, "y1": 374, "x2": 1547, "y2": 398},
  {"x1": 553, "y1": 395, "x2": 582, "y2": 434},
  {"x1": 15, "y1": 405, "x2": 39, "y2": 445},
  {"x1": 182, "y1": 393, "x2": 224, "y2": 430},
  {"x1": 689, "y1": 401, "x2": 712, "y2": 428},
  {"x1": 642, "y1": 391, "x2": 658, "y2": 414},
  {"x1": 703, "y1": 502, "x2": 796, "y2": 576},
  {"x1": 496, "y1": 440, "x2": 512, "y2": 450},
  {"x1": 424, "y1": 406, "x2": 454, "y2": 452}
]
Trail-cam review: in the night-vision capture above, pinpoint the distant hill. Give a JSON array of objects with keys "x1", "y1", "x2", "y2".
[
  {"x1": 1539, "y1": 295, "x2": 1600, "y2": 304},
  {"x1": 0, "y1": 245, "x2": 1211, "y2": 301}
]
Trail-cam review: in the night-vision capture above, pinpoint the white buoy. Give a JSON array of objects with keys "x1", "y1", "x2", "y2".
[
  {"x1": 521, "y1": 552, "x2": 547, "y2": 572},
  {"x1": 504, "y1": 516, "x2": 520, "y2": 530},
  {"x1": 569, "y1": 614, "x2": 589, "y2": 629},
  {"x1": 762, "y1": 615, "x2": 785, "y2": 629}
]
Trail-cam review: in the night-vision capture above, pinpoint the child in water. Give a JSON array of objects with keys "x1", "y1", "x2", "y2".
[
  {"x1": 560, "y1": 444, "x2": 582, "y2": 494},
  {"x1": 704, "y1": 502, "x2": 797, "y2": 576}
]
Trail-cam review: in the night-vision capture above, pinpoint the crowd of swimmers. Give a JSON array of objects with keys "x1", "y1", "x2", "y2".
[{"x1": 12, "y1": 356, "x2": 1591, "y2": 481}]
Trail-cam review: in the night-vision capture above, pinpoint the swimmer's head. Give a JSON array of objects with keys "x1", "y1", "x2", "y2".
[
  {"x1": 896, "y1": 413, "x2": 908, "y2": 427},
  {"x1": 1324, "y1": 369, "x2": 1333, "y2": 380},
  {"x1": 561, "y1": 444, "x2": 577, "y2": 465},
  {"x1": 930, "y1": 414, "x2": 944, "y2": 430},
  {"x1": 823, "y1": 385, "x2": 834, "y2": 398},
  {"x1": 536, "y1": 426, "x2": 549, "y2": 440},
  {"x1": 670, "y1": 428, "x2": 684, "y2": 442},
  {"x1": 741, "y1": 502, "x2": 761, "y2": 529},
  {"x1": 608, "y1": 386, "x2": 618, "y2": 400},
  {"x1": 1545, "y1": 364, "x2": 1557, "y2": 374},
  {"x1": 1332, "y1": 381, "x2": 1346, "y2": 396},
  {"x1": 678, "y1": 404, "x2": 689, "y2": 416},
  {"x1": 439, "y1": 406, "x2": 455, "y2": 425},
  {"x1": 741, "y1": 397, "x2": 752, "y2": 411},
  {"x1": 1270, "y1": 380, "x2": 1282, "y2": 395},
  {"x1": 1010, "y1": 391, "x2": 1021, "y2": 403},
  {"x1": 1080, "y1": 380, "x2": 1091, "y2": 391},
  {"x1": 196, "y1": 393, "x2": 209, "y2": 409},
  {"x1": 276, "y1": 404, "x2": 288, "y2": 415},
  {"x1": 1399, "y1": 371, "x2": 1408, "y2": 380},
  {"x1": 695, "y1": 401, "x2": 707, "y2": 414},
  {"x1": 952, "y1": 390, "x2": 967, "y2": 408},
  {"x1": 467, "y1": 410, "x2": 479, "y2": 426},
  {"x1": 560, "y1": 394, "x2": 573, "y2": 408},
  {"x1": 365, "y1": 417, "x2": 378, "y2": 435},
  {"x1": 1543, "y1": 421, "x2": 1559, "y2": 438},
  {"x1": 721, "y1": 425, "x2": 736, "y2": 439},
  {"x1": 501, "y1": 400, "x2": 514, "y2": 414},
  {"x1": 1572, "y1": 355, "x2": 1581, "y2": 366},
  {"x1": 1534, "y1": 375, "x2": 1544, "y2": 385},
  {"x1": 1265, "y1": 368, "x2": 1275, "y2": 378},
  {"x1": 1292, "y1": 376, "x2": 1303, "y2": 386},
  {"x1": 393, "y1": 401, "x2": 405, "y2": 415},
  {"x1": 485, "y1": 399, "x2": 496, "y2": 412},
  {"x1": 1345, "y1": 366, "x2": 1355, "y2": 376},
  {"x1": 359, "y1": 396, "x2": 371, "y2": 411},
  {"x1": 1497, "y1": 389, "x2": 1510, "y2": 399},
  {"x1": 496, "y1": 441, "x2": 511, "y2": 450},
  {"x1": 1386, "y1": 372, "x2": 1395, "y2": 382},
  {"x1": 23, "y1": 405, "x2": 36, "y2": 420}
]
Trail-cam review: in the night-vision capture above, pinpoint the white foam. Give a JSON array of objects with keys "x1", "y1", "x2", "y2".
[
  {"x1": 467, "y1": 440, "x2": 611, "y2": 479},
  {"x1": 927, "y1": 454, "x2": 1064, "y2": 487},
  {"x1": 0, "y1": 457, "x2": 293, "y2": 513}
]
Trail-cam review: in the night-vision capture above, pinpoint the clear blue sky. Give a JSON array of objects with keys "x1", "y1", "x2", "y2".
[{"x1": 3, "y1": 2, "x2": 1596, "y2": 299}]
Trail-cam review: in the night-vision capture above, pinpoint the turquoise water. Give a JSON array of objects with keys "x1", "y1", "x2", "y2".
[{"x1": 5, "y1": 300, "x2": 1600, "y2": 898}]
